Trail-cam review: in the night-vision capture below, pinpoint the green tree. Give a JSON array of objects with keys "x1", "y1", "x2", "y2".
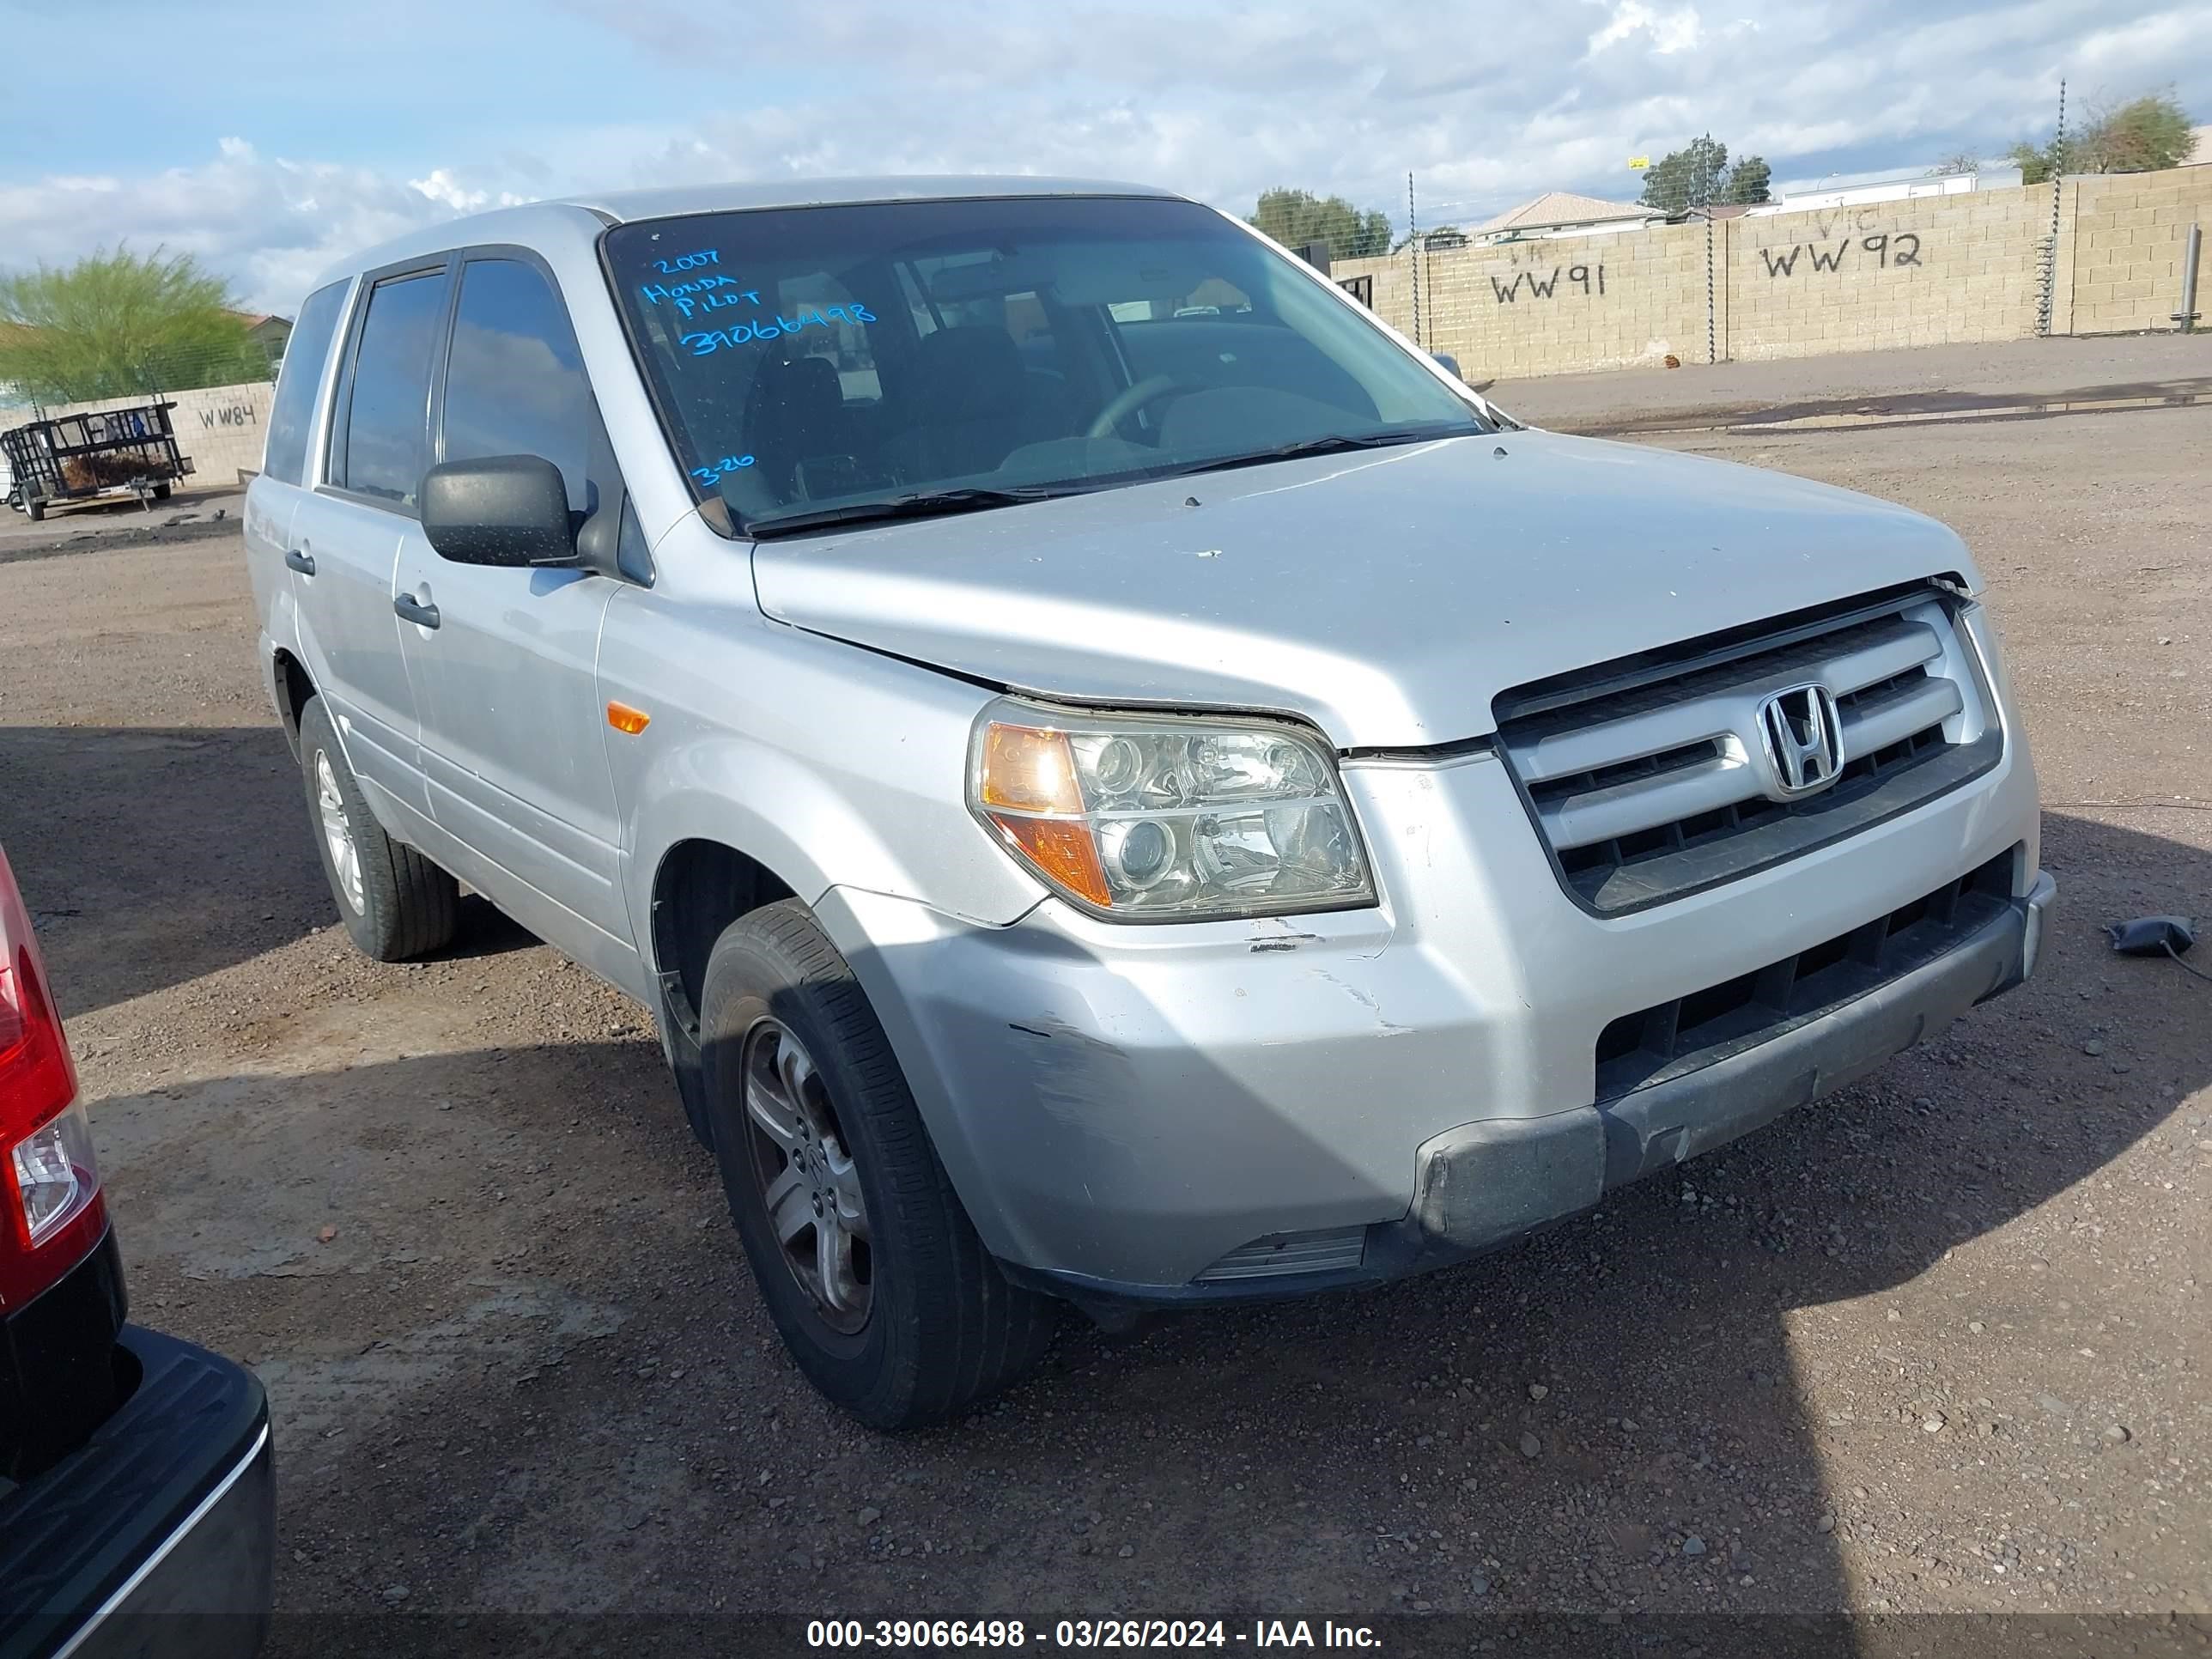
[
  {"x1": 2079, "y1": 91, "x2": 2194, "y2": 173},
  {"x1": 0, "y1": 247, "x2": 269, "y2": 402},
  {"x1": 2009, "y1": 89, "x2": 2193, "y2": 183},
  {"x1": 1249, "y1": 189, "x2": 1395, "y2": 260},
  {"x1": 1638, "y1": 136, "x2": 1730, "y2": 212},
  {"x1": 2007, "y1": 137, "x2": 2066, "y2": 185},
  {"x1": 1723, "y1": 155, "x2": 1772, "y2": 204}
]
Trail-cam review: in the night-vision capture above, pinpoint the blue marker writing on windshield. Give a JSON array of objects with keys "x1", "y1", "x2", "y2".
[{"x1": 690, "y1": 454, "x2": 757, "y2": 486}]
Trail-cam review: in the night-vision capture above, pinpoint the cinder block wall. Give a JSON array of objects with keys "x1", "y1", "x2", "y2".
[
  {"x1": 2069, "y1": 168, "x2": 2212, "y2": 333},
  {"x1": 33, "y1": 381, "x2": 274, "y2": 488},
  {"x1": 1334, "y1": 162, "x2": 2211, "y2": 378},
  {"x1": 1726, "y1": 188, "x2": 2047, "y2": 360},
  {"x1": 1425, "y1": 222, "x2": 1711, "y2": 376}
]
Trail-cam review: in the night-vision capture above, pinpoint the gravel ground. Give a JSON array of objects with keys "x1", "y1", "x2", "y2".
[
  {"x1": 1492, "y1": 332, "x2": 2212, "y2": 434},
  {"x1": 0, "y1": 349, "x2": 2206, "y2": 1650}
]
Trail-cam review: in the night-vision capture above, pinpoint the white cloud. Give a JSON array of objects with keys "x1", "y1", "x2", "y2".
[
  {"x1": 0, "y1": 145, "x2": 463, "y2": 312},
  {"x1": 408, "y1": 167, "x2": 529, "y2": 214},
  {"x1": 1590, "y1": 2, "x2": 1706, "y2": 55},
  {"x1": 2, "y1": 0, "x2": 2206, "y2": 311}
]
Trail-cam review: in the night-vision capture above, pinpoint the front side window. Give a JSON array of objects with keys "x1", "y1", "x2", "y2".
[
  {"x1": 334, "y1": 269, "x2": 450, "y2": 507},
  {"x1": 440, "y1": 258, "x2": 601, "y2": 514},
  {"x1": 262, "y1": 279, "x2": 349, "y2": 486},
  {"x1": 604, "y1": 195, "x2": 1485, "y2": 535}
]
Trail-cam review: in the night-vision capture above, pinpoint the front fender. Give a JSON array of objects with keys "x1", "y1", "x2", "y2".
[
  {"x1": 610, "y1": 692, "x2": 1048, "y2": 960},
  {"x1": 624, "y1": 734, "x2": 1043, "y2": 937}
]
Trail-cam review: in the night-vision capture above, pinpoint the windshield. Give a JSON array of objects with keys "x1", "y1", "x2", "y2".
[{"x1": 602, "y1": 194, "x2": 1487, "y2": 534}]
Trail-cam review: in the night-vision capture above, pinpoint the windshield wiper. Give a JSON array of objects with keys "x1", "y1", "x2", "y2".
[
  {"x1": 1171, "y1": 425, "x2": 1483, "y2": 479},
  {"x1": 744, "y1": 485, "x2": 1070, "y2": 538}
]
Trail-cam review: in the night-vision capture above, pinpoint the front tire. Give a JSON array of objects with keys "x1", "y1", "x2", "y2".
[
  {"x1": 297, "y1": 696, "x2": 459, "y2": 961},
  {"x1": 700, "y1": 900, "x2": 1057, "y2": 1428}
]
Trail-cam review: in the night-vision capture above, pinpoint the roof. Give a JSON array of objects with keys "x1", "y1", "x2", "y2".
[
  {"x1": 1472, "y1": 190, "x2": 1650, "y2": 233},
  {"x1": 1771, "y1": 162, "x2": 2021, "y2": 197},
  {"x1": 319, "y1": 174, "x2": 1184, "y2": 296},
  {"x1": 574, "y1": 174, "x2": 1177, "y2": 223}
]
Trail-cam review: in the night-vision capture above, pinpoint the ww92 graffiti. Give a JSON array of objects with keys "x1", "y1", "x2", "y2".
[{"x1": 1759, "y1": 233, "x2": 1923, "y2": 277}]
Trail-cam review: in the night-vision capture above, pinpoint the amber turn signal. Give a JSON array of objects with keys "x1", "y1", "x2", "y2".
[
  {"x1": 972, "y1": 721, "x2": 1109, "y2": 905},
  {"x1": 975, "y1": 722, "x2": 1082, "y2": 813},
  {"x1": 606, "y1": 701, "x2": 651, "y2": 735}
]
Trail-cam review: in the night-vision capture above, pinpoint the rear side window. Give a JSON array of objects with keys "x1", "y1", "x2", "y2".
[
  {"x1": 334, "y1": 269, "x2": 450, "y2": 507},
  {"x1": 440, "y1": 258, "x2": 600, "y2": 514},
  {"x1": 261, "y1": 280, "x2": 349, "y2": 486}
]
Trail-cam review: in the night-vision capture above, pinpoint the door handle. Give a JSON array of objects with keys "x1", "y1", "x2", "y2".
[
  {"x1": 393, "y1": 592, "x2": 441, "y2": 629},
  {"x1": 284, "y1": 548, "x2": 316, "y2": 576}
]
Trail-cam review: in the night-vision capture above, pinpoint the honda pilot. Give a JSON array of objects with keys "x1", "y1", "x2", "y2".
[{"x1": 243, "y1": 178, "x2": 2053, "y2": 1428}]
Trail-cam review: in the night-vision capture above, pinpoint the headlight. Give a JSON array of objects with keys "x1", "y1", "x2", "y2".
[{"x1": 967, "y1": 701, "x2": 1375, "y2": 921}]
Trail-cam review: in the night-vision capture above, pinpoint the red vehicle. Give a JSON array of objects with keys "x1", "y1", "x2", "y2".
[{"x1": 0, "y1": 845, "x2": 273, "y2": 1659}]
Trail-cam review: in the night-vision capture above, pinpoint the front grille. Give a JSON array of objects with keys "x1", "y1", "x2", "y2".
[
  {"x1": 1594, "y1": 848, "x2": 2017, "y2": 1100},
  {"x1": 1496, "y1": 586, "x2": 2002, "y2": 914}
]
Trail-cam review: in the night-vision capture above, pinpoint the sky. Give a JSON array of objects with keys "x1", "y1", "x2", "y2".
[{"x1": 1, "y1": 0, "x2": 2206, "y2": 314}]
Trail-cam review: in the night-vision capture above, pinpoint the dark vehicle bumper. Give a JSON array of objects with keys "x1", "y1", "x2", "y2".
[
  {"x1": 0, "y1": 1325, "x2": 274, "y2": 1659},
  {"x1": 1012, "y1": 871, "x2": 2055, "y2": 1316}
]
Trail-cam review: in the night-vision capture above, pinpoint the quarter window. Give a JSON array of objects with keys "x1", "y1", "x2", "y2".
[
  {"x1": 334, "y1": 269, "x2": 450, "y2": 507},
  {"x1": 440, "y1": 259, "x2": 601, "y2": 514},
  {"x1": 262, "y1": 280, "x2": 349, "y2": 486}
]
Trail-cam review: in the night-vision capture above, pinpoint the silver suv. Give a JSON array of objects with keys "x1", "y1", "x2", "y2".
[{"x1": 244, "y1": 178, "x2": 2053, "y2": 1428}]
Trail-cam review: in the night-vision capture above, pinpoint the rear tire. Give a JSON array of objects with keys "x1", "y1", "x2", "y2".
[
  {"x1": 297, "y1": 696, "x2": 459, "y2": 961},
  {"x1": 23, "y1": 495, "x2": 44, "y2": 522},
  {"x1": 151, "y1": 481, "x2": 172, "y2": 501},
  {"x1": 700, "y1": 899, "x2": 1057, "y2": 1428}
]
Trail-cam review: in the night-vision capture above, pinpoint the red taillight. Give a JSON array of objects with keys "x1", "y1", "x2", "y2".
[{"x1": 0, "y1": 846, "x2": 105, "y2": 1311}]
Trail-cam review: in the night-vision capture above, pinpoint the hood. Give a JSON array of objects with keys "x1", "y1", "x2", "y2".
[{"x1": 750, "y1": 431, "x2": 1978, "y2": 749}]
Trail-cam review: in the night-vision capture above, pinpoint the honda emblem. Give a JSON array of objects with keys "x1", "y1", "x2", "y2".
[{"x1": 1756, "y1": 684, "x2": 1844, "y2": 799}]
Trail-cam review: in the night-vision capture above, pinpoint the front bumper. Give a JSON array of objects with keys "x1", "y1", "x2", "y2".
[
  {"x1": 826, "y1": 711, "x2": 2048, "y2": 1304},
  {"x1": 0, "y1": 1327, "x2": 275, "y2": 1659},
  {"x1": 1371, "y1": 867, "x2": 2053, "y2": 1283}
]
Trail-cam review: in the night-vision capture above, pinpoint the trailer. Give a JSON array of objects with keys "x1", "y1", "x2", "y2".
[{"x1": 2, "y1": 400, "x2": 194, "y2": 521}]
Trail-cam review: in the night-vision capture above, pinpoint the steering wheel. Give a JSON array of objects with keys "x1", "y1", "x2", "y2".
[{"x1": 1086, "y1": 375, "x2": 1187, "y2": 440}]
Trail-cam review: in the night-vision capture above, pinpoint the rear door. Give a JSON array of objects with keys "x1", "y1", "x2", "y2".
[
  {"x1": 392, "y1": 251, "x2": 632, "y2": 945},
  {"x1": 293, "y1": 259, "x2": 454, "y2": 824},
  {"x1": 244, "y1": 277, "x2": 351, "y2": 678}
]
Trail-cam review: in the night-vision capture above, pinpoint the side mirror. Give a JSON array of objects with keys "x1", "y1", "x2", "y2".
[
  {"x1": 1431, "y1": 352, "x2": 1463, "y2": 381},
  {"x1": 420, "y1": 455, "x2": 574, "y2": 568}
]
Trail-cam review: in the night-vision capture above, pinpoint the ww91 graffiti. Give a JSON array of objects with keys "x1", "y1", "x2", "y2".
[{"x1": 1490, "y1": 264, "x2": 1606, "y2": 303}]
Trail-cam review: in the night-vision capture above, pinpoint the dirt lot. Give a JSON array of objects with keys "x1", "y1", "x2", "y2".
[{"x1": 2, "y1": 343, "x2": 2208, "y2": 1651}]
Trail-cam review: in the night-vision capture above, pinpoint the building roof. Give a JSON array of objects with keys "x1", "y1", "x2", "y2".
[{"x1": 1472, "y1": 191, "x2": 1651, "y2": 233}]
